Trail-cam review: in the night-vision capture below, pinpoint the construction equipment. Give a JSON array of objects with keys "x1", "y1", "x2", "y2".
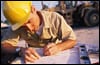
[{"x1": 42, "y1": 1, "x2": 99, "y2": 27}]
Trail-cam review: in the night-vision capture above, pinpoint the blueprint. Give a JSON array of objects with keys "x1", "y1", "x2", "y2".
[{"x1": 11, "y1": 47, "x2": 80, "y2": 64}]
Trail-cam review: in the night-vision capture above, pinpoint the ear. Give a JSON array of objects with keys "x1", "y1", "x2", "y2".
[{"x1": 31, "y1": 6, "x2": 36, "y2": 13}]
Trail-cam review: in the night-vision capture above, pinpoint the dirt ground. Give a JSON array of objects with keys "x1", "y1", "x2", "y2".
[{"x1": 73, "y1": 25, "x2": 99, "y2": 47}]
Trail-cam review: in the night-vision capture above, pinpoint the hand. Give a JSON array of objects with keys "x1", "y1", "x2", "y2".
[
  {"x1": 20, "y1": 47, "x2": 41, "y2": 63},
  {"x1": 43, "y1": 43, "x2": 61, "y2": 56}
]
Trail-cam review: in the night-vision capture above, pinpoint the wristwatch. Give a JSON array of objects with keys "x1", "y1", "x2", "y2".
[{"x1": 16, "y1": 47, "x2": 21, "y2": 57}]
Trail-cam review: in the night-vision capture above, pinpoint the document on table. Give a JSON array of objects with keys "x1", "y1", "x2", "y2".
[{"x1": 11, "y1": 47, "x2": 80, "y2": 64}]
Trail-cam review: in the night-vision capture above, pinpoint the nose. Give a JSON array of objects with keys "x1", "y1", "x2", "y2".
[{"x1": 25, "y1": 24, "x2": 31, "y2": 30}]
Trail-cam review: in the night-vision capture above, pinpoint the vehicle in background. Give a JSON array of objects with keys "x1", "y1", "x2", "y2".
[{"x1": 41, "y1": 1, "x2": 99, "y2": 27}]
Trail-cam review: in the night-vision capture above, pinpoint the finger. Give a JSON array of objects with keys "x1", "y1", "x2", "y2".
[
  {"x1": 44, "y1": 43, "x2": 55, "y2": 52},
  {"x1": 24, "y1": 49, "x2": 37, "y2": 60},
  {"x1": 43, "y1": 46, "x2": 48, "y2": 53},
  {"x1": 30, "y1": 54, "x2": 38, "y2": 60},
  {"x1": 44, "y1": 50, "x2": 50, "y2": 56},
  {"x1": 24, "y1": 49, "x2": 38, "y2": 63},
  {"x1": 31, "y1": 50, "x2": 41, "y2": 59},
  {"x1": 25, "y1": 55, "x2": 35, "y2": 63},
  {"x1": 27, "y1": 47, "x2": 41, "y2": 59},
  {"x1": 44, "y1": 47, "x2": 54, "y2": 56},
  {"x1": 49, "y1": 46, "x2": 58, "y2": 55},
  {"x1": 46, "y1": 43, "x2": 55, "y2": 48},
  {"x1": 45, "y1": 47, "x2": 57, "y2": 56},
  {"x1": 25, "y1": 50, "x2": 32, "y2": 57}
]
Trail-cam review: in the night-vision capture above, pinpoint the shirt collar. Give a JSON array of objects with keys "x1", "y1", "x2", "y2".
[{"x1": 38, "y1": 11, "x2": 51, "y2": 28}]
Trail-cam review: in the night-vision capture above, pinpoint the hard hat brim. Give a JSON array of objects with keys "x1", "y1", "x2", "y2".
[
  {"x1": 11, "y1": 14, "x2": 30, "y2": 31},
  {"x1": 3, "y1": 1, "x2": 32, "y2": 31}
]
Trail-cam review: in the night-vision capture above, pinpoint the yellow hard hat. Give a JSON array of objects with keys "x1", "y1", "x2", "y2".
[{"x1": 3, "y1": 1, "x2": 32, "y2": 31}]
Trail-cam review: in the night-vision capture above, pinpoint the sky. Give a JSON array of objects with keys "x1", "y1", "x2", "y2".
[{"x1": 1, "y1": 1, "x2": 58, "y2": 22}]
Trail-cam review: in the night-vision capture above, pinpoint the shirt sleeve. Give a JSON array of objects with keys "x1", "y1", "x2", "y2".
[
  {"x1": 56, "y1": 13, "x2": 76, "y2": 41},
  {"x1": 1, "y1": 28, "x2": 20, "y2": 46}
]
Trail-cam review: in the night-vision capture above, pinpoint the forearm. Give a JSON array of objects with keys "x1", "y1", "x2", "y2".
[
  {"x1": 56, "y1": 39, "x2": 77, "y2": 51},
  {"x1": 1, "y1": 43, "x2": 18, "y2": 54}
]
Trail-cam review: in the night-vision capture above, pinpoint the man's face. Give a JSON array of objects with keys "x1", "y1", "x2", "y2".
[{"x1": 23, "y1": 12, "x2": 40, "y2": 33}]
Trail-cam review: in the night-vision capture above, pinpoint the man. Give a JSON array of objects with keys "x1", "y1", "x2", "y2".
[{"x1": 1, "y1": 1, "x2": 76, "y2": 63}]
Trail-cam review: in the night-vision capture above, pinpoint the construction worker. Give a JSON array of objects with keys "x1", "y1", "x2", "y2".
[{"x1": 1, "y1": 1, "x2": 76, "y2": 64}]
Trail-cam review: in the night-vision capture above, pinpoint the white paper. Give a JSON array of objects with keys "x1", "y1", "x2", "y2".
[{"x1": 11, "y1": 47, "x2": 80, "y2": 64}]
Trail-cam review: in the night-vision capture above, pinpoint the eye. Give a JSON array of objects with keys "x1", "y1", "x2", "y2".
[
  {"x1": 27, "y1": 20, "x2": 31, "y2": 23},
  {"x1": 25, "y1": 21, "x2": 30, "y2": 25}
]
